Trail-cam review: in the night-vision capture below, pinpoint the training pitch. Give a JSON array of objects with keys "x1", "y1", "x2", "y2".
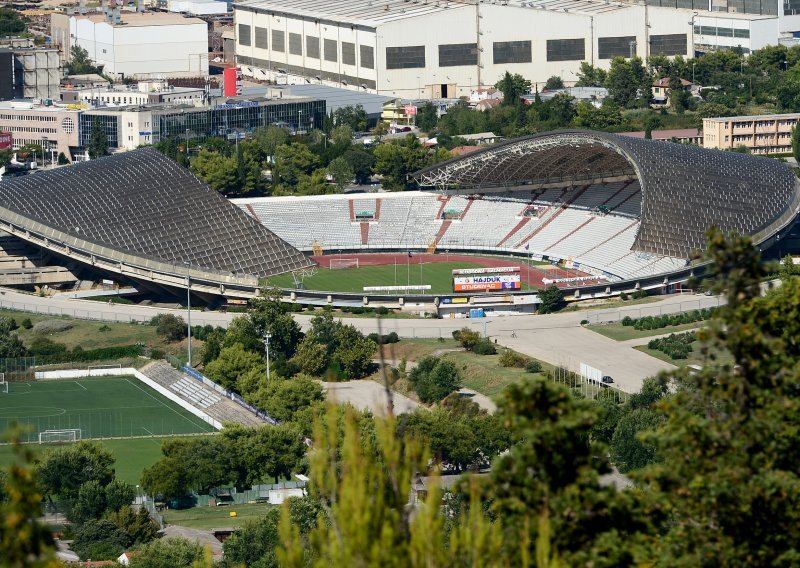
[{"x1": 0, "y1": 376, "x2": 216, "y2": 443}]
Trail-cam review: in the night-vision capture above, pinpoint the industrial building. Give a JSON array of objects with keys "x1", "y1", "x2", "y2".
[
  {"x1": 51, "y1": 10, "x2": 210, "y2": 79},
  {"x1": 231, "y1": 0, "x2": 800, "y2": 98},
  {"x1": 703, "y1": 112, "x2": 800, "y2": 155},
  {"x1": 0, "y1": 42, "x2": 61, "y2": 102},
  {"x1": 61, "y1": 80, "x2": 207, "y2": 107}
]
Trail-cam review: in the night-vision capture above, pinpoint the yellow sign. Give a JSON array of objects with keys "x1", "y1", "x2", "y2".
[{"x1": 229, "y1": 511, "x2": 237, "y2": 517}]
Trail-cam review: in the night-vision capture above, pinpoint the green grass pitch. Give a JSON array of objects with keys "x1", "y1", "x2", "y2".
[
  {"x1": 0, "y1": 376, "x2": 216, "y2": 443},
  {"x1": 267, "y1": 261, "x2": 540, "y2": 294}
]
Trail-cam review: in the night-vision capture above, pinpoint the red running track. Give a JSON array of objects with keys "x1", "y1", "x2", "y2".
[{"x1": 311, "y1": 253, "x2": 607, "y2": 289}]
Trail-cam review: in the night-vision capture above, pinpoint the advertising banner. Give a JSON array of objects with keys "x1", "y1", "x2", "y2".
[
  {"x1": 0, "y1": 131, "x2": 12, "y2": 151},
  {"x1": 453, "y1": 274, "x2": 521, "y2": 292}
]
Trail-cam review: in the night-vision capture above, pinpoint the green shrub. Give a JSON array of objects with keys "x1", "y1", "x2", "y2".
[
  {"x1": 149, "y1": 348, "x2": 165, "y2": 360},
  {"x1": 20, "y1": 317, "x2": 32, "y2": 330},
  {"x1": 620, "y1": 292, "x2": 629, "y2": 300},
  {"x1": 621, "y1": 316, "x2": 634, "y2": 327},
  {"x1": 473, "y1": 339, "x2": 497, "y2": 355},
  {"x1": 98, "y1": 324, "x2": 111, "y2": 332},
  {"x1": 499, "y1": 350, "x2": 527, "y2": 368},
  {"x1": 376, "y1": 306, "x2": 390, "y2": 315},
  {"x1": 525, "y1": 360, "x2": 543, "y2": 374}
]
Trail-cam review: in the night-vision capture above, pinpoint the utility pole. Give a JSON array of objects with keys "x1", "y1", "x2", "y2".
[
  {"x1": 184, "y1": 261, "x2": 191, "y2": 366},
  {"x1": 263, "y1": 332, "x2": 272, "y2": 382}
]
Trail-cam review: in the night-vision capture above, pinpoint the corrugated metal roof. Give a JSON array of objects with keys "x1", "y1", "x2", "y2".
[{"x1": 233, "y1": 0, "x2": 473, "y2": 27}]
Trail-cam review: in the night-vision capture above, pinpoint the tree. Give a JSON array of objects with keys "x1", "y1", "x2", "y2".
[
  {"x1": 105, "y1": 506, "x2": 159, "y2": 546},
  {"x1": 151, "y1": 313, "x2": 186, "y2": 341},
  {"x1": 327, "y1": 156, "x2": 354, "y2": 192},
  {"x1": 88, "y1": 119, "x2": 109, "y2": 160},
  {"x1": 605, "y1": 56, "x2": 650, "y2": 108},
  {"x1": 495, "y1": 71, "x2": 531, "y2": 105},
  {"x1": 71, "y1": 480, "x2": 109, "y2": 524},
  {"x1": 190, "y1": 149, "x2": 238, "y2": 195},
  {"x1": 0, "y1": 428, "x2": 57, "y2": 567},
  {"x1": 575, "y1": 62, "x2": 607, "y2": 87},
  {"x1": 643, "y1": 113, "x2": 663, "y2": 139},
  {"x1": 290, "y1": 334, "x2": 329, "y2": 376},
  {"x1": 544, "y1": 76, "x2": 565, "y2": 90},
  {"x1": 224, "y1": 497, "x2": 322, "y2": 567},
  {"x1": 37, "y1": 441, "x2": 115, "y2": 502},
  {"x1": 0, "y1": 330, "x2": 27, "y2": 358},
  {"x1": 793, "y1": 125, "x2": 800, "y2": 163},
  {"x1": 639, "y1": 228, "x2": 800, "y2": 565},
  {"x1": 330, "y1": 324, "x2": 377, "y2": 379},
  {"x1": 248, "y1": 287, "x2": 304, "y2": 362},
  {"x1": 332, "y1": 105, "x2": 369, "y2": 132},
  {"x1": 408, "y1": 356, "x2": 462, "y2": 403},
  {"x1": 245, "y1": 374, "x2": 325, "y2": 422},
  {"x1": 416, "y1": 102, "x2": 439, "y2": 132},
  {"x1": 0, "y1": 8, "x2": 27, "y2": 35},
  {"x1": 571, "y1": 99, "x2": 623, "y2": 130},
  {"x1": 71, "y1": 519, "x2": 129, "y2": 561},
  {"x1": 237, "y1": 424, "x2": 307, "y2": 484},
  {"x1": 610, "y1": 407, "x2": 663, "y2": 473},
  {"x1": 452, "y1": 327, "x2": 481, "y2": 351},
  {"x1": 204, "y1": 344, "x2": 266, "y2": 393},
  {"x1": 537, "y1": 285, "x2": 564, "y2": 314},
  {"x1": 65, "y1": 45, "x2": 100, "y2": 76},
  {"x1": 342, "y1": 148, "x2": 375, "y2": 185},
  {"x1": 253, "y1": 125, "x2": 290, "y2": 160},
  {"x1": 274, "y1": 142, "x2": 319, "y2": 188},
  {"x1": 128, "y1": 537, "x2": 206, "y2": 568},
  {"x1": 104, "y1": 478, "x2": 135, "y2": 512}
]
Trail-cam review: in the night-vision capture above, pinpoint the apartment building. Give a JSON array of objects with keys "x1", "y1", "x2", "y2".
[{"x1": 703, "y1": 113, "x2": 800, "y2": 155}]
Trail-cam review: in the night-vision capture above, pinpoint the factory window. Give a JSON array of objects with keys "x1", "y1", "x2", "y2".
[
  {"x1": 238, "y1": 24, "x2": 251, "y2": 46},
  {"x1": 493, "y1": 40, "x2": 531, "y2": 64},
  {"x1": 650, "y1": 33, "x2": 687, "y2": 56},
  {"x1": 386, "y1": 46, "x2": 425, "y2": 69},
  {"x1": 360, "y1": 45, "x2": 374, "y2": 69},
  {"x1": 272, "y1": 29, "x2": 285, "y2": 52},
  {"x1": 324, "y1": 39, "x2": 337, "y2": 62},
  {"x1": 255, "y1": 26, "x2": 268, "y2": 49},
  {"x1": 546, "y1": 38, "x2": 585, "y2": 61},
  {"x1": 62, "y1": 117, "x2": 74, "y2": 134},
  {"x1": 598, "y1": 36, "x2": 636, "y2": 59},
  {"x1": 342, "y1": 42, "x2": 356, "y2": 65},
  {"x1": 289, "y1": 32, "x2": 302, "y2": 56},
  {"x1": 307, "y1": 35, "x2": 320, "y2": 59},
  {"x1": 438, "y1": 43, "x2": 478, "y2": 67},
  {"x1": 786, "y1": 0, "x2": 800, "y2": 14},
  {"x1": 734, "y1": 28, "x2": 750, "y2": 38}
]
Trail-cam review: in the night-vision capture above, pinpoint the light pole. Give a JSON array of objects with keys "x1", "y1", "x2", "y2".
[
  {"x1": 184, "y1": 261, "x2": 192, "y2": 367},
  {"x1": 690, "y1": 12, "x2": 698, "y2": 58},
  {"x1": 482, "y1": 319, "x2": 491, "y2": 338},
  {"x1": 263, "y1": 332, "x2": 272, "y2": 382}
]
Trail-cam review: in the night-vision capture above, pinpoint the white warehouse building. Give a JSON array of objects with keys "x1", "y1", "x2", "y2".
[
  {"x1": 232, "y1": 0, "x2": 800, "y2": 98},
  {"x1": 56, "y1": 11, "x2": 209, "y2": 80}
]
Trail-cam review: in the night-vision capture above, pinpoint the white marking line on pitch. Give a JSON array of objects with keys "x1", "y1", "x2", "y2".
[
  {"x1": 142, "y1": 427, "x2": 154, "y2": 436},
  {"x1": 74, "y1": 381, "x2": 88, "y2": 391}
]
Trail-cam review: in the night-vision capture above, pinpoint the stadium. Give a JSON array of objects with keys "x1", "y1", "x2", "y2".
[{"x1": 0, "y1": 130, "x2": 797, "y2": 311}]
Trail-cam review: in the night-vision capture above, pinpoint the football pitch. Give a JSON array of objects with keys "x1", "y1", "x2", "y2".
[
  {"x1": 0, "y1": 376, "x2": 216, "y2": 443},
  {"x1": 268, "y1": 261, "x2": 541, "y2": 294}
]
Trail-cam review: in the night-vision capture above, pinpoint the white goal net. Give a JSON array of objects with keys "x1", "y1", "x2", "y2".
[
  {"x1": 329, "y1": 258, "x2": 359, "y2": 270},
  {"x1": 0, "y1": 373, "x2": 6, "y2": 394},
  {"x1": 39, "y1": 429, "x2": 81, "y2": 444}
]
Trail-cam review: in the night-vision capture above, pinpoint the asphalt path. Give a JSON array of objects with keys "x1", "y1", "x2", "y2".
[{"x1": 0, "y1": 289, "x2": 722, "y2": 393}]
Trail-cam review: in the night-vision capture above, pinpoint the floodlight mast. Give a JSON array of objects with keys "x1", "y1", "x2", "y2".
[{"x1": 263, "y1": 332, "x2": 272, "y2": 382}]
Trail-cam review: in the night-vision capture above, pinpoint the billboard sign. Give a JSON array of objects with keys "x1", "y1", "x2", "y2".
[
  {"x1": 0, "y1": 131, "x2": 12, "y2": 151},
  {"x1": 404, "y1": 105, "x2": 417, "y2": 116},
  {"x1": 452, "y1": 266, "x2": 519, "y2": 276},
  {"x1": 453, "y1": 274, "x2": 521, "y2": 292}
]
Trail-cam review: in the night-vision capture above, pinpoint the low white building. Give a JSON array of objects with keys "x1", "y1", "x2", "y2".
[
  {"x1": 168, "y1": 0, "x2": 230, "y2": 16},
  {"x1": 61, "y1": 80, "x2": 206, "y2": 107},
  {"x1": 54, "y1": 11, "x2": 209, "y2": 79}
]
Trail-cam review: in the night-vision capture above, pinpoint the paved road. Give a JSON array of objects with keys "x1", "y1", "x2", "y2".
[
  {"x1": 0, "y1": 288, "x2": 722, "y2": 393},
  {"x1": 322, "y1": 380, "x2": 419, "y2": 416}
]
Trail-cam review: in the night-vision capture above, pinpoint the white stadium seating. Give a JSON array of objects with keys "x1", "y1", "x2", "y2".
[{"x1": 232, "y1": 182, "x2": 687, "y2": 281}]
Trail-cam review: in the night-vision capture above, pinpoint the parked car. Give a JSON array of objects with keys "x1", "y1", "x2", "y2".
[{"x1": 601, "y1": 375, "x2": 614, "y2": 384}]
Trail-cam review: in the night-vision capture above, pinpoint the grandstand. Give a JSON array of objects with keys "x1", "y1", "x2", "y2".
[
  {"x1": 236, "y1": 130, "x2": 800, "y2": 285},
  {"x1": 0, "y1": 149, "x2": 311, "y2": 298},
  {"x1": 140, "y1": 362, "x2": 265, "y2": 428}
]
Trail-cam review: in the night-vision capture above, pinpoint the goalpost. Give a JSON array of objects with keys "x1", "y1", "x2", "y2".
[
  {"x1": 0, "y1": 373, "x2": 6, "y2": 394},
  {"x1": 329, "y1": 258, "x2": 359, "y2": 270},
  {"x1": 39, "y1": 429, "x2": 82, "y2": 444}
]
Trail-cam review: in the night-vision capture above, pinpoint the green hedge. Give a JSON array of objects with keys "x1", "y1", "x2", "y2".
[
  {"x1": 647, "y1": 332, "x2": 697, "y2": 359},
  {"x1": 621, "y1": 308, "x2": 715, "y2": 331}
]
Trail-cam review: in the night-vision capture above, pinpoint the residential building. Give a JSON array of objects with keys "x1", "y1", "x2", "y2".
[
  {"x1": 703, "y1": 113, "x2": 800, "y2": 155},
  {"x1": 621, "y1": 128, "x2": 703, "y2": 145},
  {"x1": 652, "y1": 77, "x2": 693, "y2": 107}
]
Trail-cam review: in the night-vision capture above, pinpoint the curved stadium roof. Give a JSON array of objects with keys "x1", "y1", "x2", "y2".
[
  {"x1": 0, "y1": 148, "x2": 311, "y2": 284},
  {"x1": 413, "y1": 130, "x2": 800, "y2": 260}
]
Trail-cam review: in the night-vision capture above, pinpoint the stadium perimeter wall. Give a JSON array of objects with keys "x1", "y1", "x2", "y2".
[{"x1": 32, "y1": 368, "x2": 223, "y2": 430}]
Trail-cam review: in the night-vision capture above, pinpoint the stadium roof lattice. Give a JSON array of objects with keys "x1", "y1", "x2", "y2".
[
  {"x1": 0, "y1": 148, "x2": 312, "y2": 283},
  {"x1": 413, "y1": 130, "x2": 800, "y2": 260}
]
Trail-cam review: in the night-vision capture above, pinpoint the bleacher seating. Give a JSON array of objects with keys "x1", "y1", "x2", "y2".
[
  {"x1": 141, "y1": 362, "x2": 265, "y2": 428},
  {"x1": 233, "y1": 180, "x2": 689, "y2": 281}
]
